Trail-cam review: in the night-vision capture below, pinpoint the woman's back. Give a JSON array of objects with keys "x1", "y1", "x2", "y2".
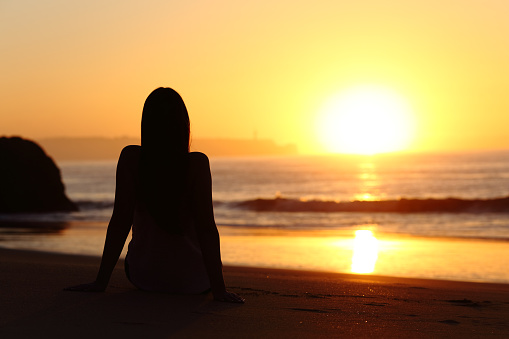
[{"x1": 123, "y1": 145, "x2": 211, "y2": 293}]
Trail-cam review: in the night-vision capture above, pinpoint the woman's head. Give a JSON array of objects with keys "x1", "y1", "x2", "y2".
[
  {"x1": 138, "y1": 88, "x2": 190, "y2": 234},
  {"x1": 141, "y1": 87, "x2": 190, "y2": 153}
]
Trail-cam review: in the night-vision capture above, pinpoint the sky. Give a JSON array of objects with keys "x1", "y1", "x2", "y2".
[{"x1": 1, "y1": 0, "x2": 508, "y2": 154}]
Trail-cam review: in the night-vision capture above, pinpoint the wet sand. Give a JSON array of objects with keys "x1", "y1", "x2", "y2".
[{"x1": 1, "y1": 248, "x2": 508, "y2": 338}]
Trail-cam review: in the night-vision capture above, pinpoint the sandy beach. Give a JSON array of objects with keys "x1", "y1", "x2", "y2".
[{"x1": 1, "y1": 248, "x2": 508, "y2": 338}]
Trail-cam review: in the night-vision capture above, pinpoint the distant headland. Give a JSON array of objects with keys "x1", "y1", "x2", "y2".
[
  {"x1": 37, "y1": 137, "x2": 298, "y2": 161},
  {"x1": 0, "y1": 137, "x2": 77, "y2": 213}
]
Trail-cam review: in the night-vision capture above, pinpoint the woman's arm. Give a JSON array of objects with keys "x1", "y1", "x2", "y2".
[
  {"x1": 65, "y1": 146, "x2": 137, "y2": 292},
  {"x1": 190, "y1": 152, "x2": 244, "y2": 303}
]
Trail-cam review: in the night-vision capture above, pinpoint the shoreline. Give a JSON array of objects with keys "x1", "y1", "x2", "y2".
[
  {"x1": 1, "y1": 222, "x2": 509, "y2": 284},
  {"x1": 3, "y1": 218, "x2": 509, "y2": 242},
  {"x1": 1, "y1": 247, "x2": 509, "y2": 337},
  {"x1": 3, "y1": 245, "x2": 509, "y2": 286}
]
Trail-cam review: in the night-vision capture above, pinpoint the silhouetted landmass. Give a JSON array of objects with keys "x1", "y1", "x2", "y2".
[
  {"x1": 0, "y1": 137, "x2": 78, "y2": 213},
  {"x1": 37, "y1": 137, "x2": 297, "y2": 161},
  {"x1": 38, "y1": 137, "x2": 138, "y2": 161},
  {"x1": 234, "y1": 196, "x2": 509, "y2": 213},
  {"x1": 192, "y1": 138, "x2": 297, "y2": 157}
]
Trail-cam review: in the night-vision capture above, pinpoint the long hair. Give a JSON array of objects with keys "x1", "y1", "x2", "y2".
[{"x1": 138, "y1": 87, "x2": 190, "y2": 234}]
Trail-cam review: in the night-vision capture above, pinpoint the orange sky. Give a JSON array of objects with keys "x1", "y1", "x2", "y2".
[{"x1": 1, "y1": 0, "x2": 508, "y2": 154}]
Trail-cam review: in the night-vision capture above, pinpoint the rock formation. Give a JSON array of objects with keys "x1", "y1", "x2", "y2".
[{"x1": 0, "y1": 136, "x2": 78, "y2": 213}]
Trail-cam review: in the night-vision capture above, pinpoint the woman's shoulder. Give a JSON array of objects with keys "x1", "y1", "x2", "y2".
[
  {"x1": 117, "y1": 145, "x2": 140, "y2": 168},
  {"x1": 121, "y1": 145, "x2": 141, "y2": 155},
  {"x1": 119, "y1": 145, "x2": 141, "y2": 159},
  {"x1": 188, "y1": 152, "x2": 211, "y2": 175},
  {"x1": 188, "y1": 151, "x2": 209, "y2": 163}
]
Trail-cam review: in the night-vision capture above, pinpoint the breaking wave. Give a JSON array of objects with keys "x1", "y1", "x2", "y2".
[
  {"x1": 75, "y1": 200, "x2": 114, "y2": 210},
  {"x1": 230, "y1": 196, "x2": 509, "y2": 213}
]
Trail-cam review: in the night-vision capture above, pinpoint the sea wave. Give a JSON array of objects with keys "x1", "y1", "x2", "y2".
[
  {"x1": 72, "y1": 196, "x2": 509, "y2": 214},
  {"x1": 229, "y1": 196, "x2": 509, "y2": 213},
  {"x1": 75, "y1": 200, "x2": 114, "y2": 210}
]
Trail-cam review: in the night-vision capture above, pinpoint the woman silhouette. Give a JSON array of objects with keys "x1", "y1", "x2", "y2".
[{"x1": 66, "y1": 88, "x2": 244, "y2": 303}]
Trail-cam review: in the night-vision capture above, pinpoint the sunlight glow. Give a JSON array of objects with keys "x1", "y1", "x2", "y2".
[
  {"x1": 355, "y1": 161, "x2": 381, "y2": 201},
  {"x1": 354, "y1": 193, "x2": 377, "y2": 201},
  {"x1": 317, "y1": 85, "x2": 415, "y2": 155},
  {"x1": 351, "y1": 230, "x2": 379, "y2": 274}
]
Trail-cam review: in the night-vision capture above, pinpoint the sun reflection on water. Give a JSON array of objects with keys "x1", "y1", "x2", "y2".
[
  {"x1": 354, "y1": 193, "x2": 377, "y2": 201},
  {"x1": 351, "y1": 230, "x2": 379, "y2": 274},
  {"x1": 355, "y1": 161, "x2": 382, "y2": 201}
]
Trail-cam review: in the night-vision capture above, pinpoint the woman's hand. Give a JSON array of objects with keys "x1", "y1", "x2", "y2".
[
  {"x1": 64, "y1": 281, "x2": 106, "y2": 292},
  {"x1": 213, "y1": 290, "x2": 245, "y2": 303}
]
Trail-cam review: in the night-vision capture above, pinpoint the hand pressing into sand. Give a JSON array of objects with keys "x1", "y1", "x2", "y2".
[
  {"x1": 64, "y1": 281, "x2": 107, "y2": 292},
  {"x1": 213, "y1": 290, "x2": 245, "y2": 303}
]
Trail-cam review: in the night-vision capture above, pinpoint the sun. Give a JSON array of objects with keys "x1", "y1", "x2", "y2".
[{"x1": 316, "y1": 85, "x2": 415, "y2": 155}]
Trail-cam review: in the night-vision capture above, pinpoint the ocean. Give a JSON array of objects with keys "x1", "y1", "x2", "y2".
[{"x1": 1, "y1": 151, "x2": 508, "y2": 283}]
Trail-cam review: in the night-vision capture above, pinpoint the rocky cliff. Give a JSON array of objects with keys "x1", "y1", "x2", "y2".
[{"x1": 0, "y1": 137, "x2": 78, "y2": 213}]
